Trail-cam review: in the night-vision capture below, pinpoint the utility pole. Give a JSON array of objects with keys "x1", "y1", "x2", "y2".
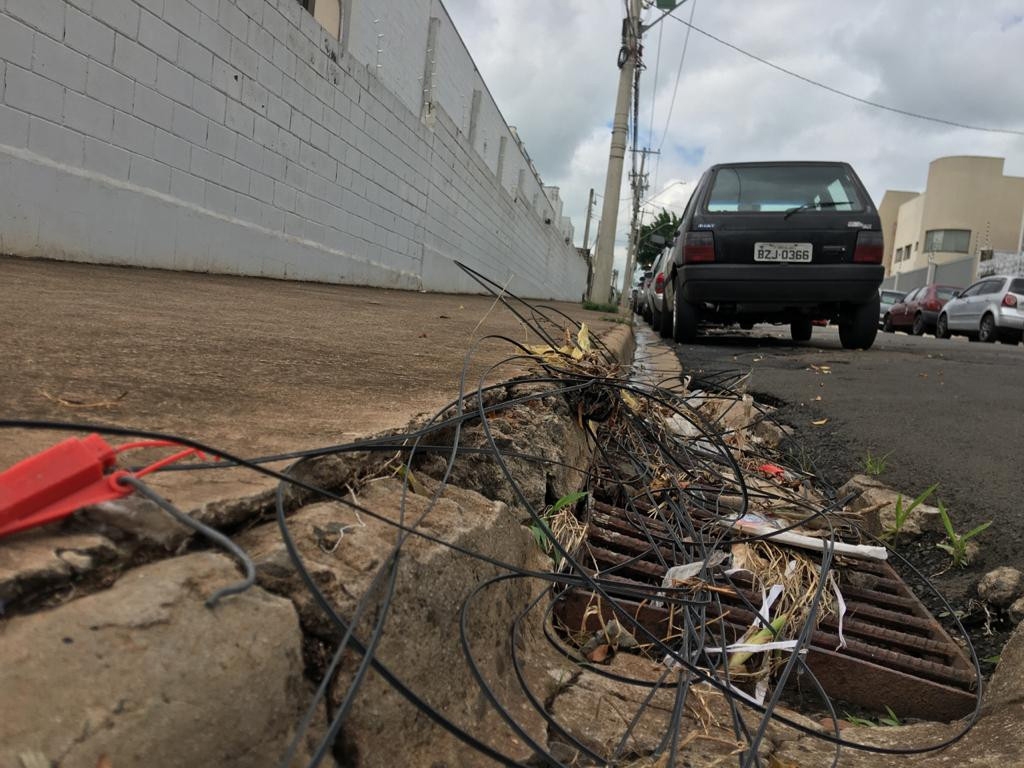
[
  {"x1": 581, "y1": 188, "x2": 595, "y2": 250},
  {"x1": 620, "y1": 148, "x2": 658, "y2": 307},
  {"x1": 589, "y1": 0, "x2": 642, "y2": 305},
  {"x1": 581, "y1": 188, "x2": 596, "y2": 301}
]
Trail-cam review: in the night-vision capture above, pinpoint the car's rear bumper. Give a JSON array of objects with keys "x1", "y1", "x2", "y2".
[
  {"x1": 998, "y1": 308, "x2": 1024, "y2": 330},
  {"x1": 679, "y1": 264, "x2": 884, "y2": 305}
]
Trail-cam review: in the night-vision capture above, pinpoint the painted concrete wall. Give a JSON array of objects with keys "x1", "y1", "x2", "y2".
[
  {"x1": 0, "y1": 0, "x2": 586, "y2": 300},
  {"x1": 878, "y1": 190, "x2": 918, "y2": 274}
]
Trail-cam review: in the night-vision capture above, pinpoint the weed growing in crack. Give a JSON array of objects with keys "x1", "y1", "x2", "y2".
[
  {"x1": 529, "y1": 490, "x2": 588, "y2": 567},
  {"x1": 844, "y1": 706, "x2": 902, "y2": 727},
  {"x1": 863, "y1": 449, "x2": 891, "y2": 476},
  {"x1": 936, "y1": 500, "x2": 991, "y2": 568},
  {"x1": 883, "y1": 483, "x2": 938, "y2": 541}
]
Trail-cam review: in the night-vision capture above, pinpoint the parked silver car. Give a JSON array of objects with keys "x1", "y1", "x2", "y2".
[
  {"x1": 633, "y1": 270, "x2": 653, "y2": 318},
  {"x1": 936, "y1": 275, "x2": 1024, "y2": 343},
  {"x1": 647, "y1": 250, "x2": 672, "y2": 337},
  {"x1": 879, "y1": 289, "x2": 905, "y2": 326}
]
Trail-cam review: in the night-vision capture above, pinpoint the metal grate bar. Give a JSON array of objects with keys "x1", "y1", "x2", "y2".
[{"x1": 556, "y1": 500, "x2": 978, "y2": 721}]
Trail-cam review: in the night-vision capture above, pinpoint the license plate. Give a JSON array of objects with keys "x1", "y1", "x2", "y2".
[{"x1": 754, "y1": 242, "x2": 813, "y2": 263}]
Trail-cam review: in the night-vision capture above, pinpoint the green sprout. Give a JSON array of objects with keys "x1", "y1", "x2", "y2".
[
  {"x1": 883, "y1": 483, "x2": 938, "y2": 540},
  {"x1": 936, "y1": 500, "x2": 991, "y2": 568},
  {"x1": 529, "y1": 490, "x2": 588, "y2": 565},
  {"x1": 863, "y1": 449, "x2": 892, "y2": 476}
]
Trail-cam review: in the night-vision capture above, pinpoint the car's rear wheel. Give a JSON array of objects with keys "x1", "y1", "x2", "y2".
[
  {"x1": 658, "y1": 301, "x2": 673, "y2": 338},
  {"x1": 911, "y1": 313, "x2": 925, "y2": 336},
  {"x1": 672, "y1": 286, "x2": 698, "y2": 343},
  {"x1": 839, "y1": 295, "x2": 880, "y2": 350},
  {"x1": 979, "y1": 312, "x2": 997, "y2": 343},
  {"x1": 936, "y1": 313, "x2": 951, "y2": 339},
  {"x1": 790, "y1": 317, "x2": 812, "y2": 342},
  {"x1": 882, "y1": 314, "x2": 894, "y2": 333}
]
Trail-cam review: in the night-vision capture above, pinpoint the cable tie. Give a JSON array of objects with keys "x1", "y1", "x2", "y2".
[{"x1": 0, "y1": 434, "x2": 214, "y2": 539}]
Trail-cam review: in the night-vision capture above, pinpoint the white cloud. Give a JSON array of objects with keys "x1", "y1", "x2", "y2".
[{"x1": 443, "y1": 0, "x2": 1024, "y2": 281}]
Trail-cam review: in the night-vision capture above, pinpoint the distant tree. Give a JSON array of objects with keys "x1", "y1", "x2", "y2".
[{"x1": 636, "y1": 209, "x2": 682, "y2": 270}]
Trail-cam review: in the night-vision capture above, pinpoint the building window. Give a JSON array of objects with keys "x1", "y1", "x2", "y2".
[
  {"x1": 296, "y1": 0, "x2": 341, "y2": 39},
  {"x1": 924, "y1": 229, "x2": 970, "y2": 253}
]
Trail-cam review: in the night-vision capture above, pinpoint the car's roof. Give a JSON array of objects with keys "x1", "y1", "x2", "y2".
[{"x1": 707, "y1": 161, "x2": 852, "y2": 170}]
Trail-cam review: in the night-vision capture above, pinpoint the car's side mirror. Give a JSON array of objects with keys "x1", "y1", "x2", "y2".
[{"x1": 952, "y1": 290, "x2": 961, "y2": 298}]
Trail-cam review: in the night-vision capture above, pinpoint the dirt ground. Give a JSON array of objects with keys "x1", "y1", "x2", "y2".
[{"x1": 0, "y1": 256, "x2": 616, "y2": 508}]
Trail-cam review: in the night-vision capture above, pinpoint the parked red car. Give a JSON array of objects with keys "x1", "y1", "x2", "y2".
[{"x1": 882, "y1": 284, "x2": 961, "y2": 336}]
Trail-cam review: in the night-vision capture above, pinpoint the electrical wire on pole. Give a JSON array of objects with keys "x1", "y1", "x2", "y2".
[{"x1": 651, "y1": 0, "x2": 697, "y2": 195}]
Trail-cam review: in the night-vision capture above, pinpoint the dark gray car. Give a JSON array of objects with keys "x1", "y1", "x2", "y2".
[{"x1": 660, "y1": 161, "x2": 884, "y2": 349}]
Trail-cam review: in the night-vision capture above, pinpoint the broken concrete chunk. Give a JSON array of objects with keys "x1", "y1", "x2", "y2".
[
  {"x1": 838, "y1": 474, "x2": 942, "y2": 537},
  {"x1": 238, "y1": 478, "x2": 553, "y2": 767},
  {"x1": 0, "y1": 552, "x2": 314, "y2": 768},
  {"x1": 547, "y1": 653, "x2": 820, "y2": 765},
  {"x1": 1010, "y1": 595, "x2": 1024, "y2": 625},
  {"x1": 80, "y1": 495, "x2": 193, "y2": 552},
  {"x1": 983, "y1": 609, "x2": 1024, "y2": 713},
  {"x1": 977, "y1": 566, "x2": 1024, "y2": 608},
  {"x1": 0, "y1": 529, "x2": 119, "y2": 605},
  {"x1": 413, "y1": 388, "x2": 589, "y2": 514}
]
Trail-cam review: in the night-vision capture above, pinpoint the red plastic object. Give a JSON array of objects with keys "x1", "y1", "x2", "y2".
[{"x1": 0, "y1": 434, "x2": 133, "y2": 538}]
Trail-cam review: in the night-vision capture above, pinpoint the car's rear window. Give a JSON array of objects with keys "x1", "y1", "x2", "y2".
[
  {"x1": 936, "y1": 287, "x2": 959, "y2": 301},
  {"x1": 881, "y1": 290, "x2": 903, "y2": 303},
  {"x1": 1011, "y1": 279, "x2": 1024, "y2": 294},
  {"x1": 706, "y1": 165, "x2": 864, "y2": 213}
]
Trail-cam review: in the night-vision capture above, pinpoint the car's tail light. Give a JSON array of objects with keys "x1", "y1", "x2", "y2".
[
  {"x1": 853, "y1": 231, "x2": 883, "y2": 263},
  {"x1": 683, "y1": 231, "x2": 715, "y2": 264},
  {"x1": 1003, "y1": 293, "x2": 1018, "y2": 308},
  {"x1": 924, "y1": 299, "x2": 942, "y2": 311},
  {"x1": 654, "y1": 273, "x2": 665, "y2": 294}
]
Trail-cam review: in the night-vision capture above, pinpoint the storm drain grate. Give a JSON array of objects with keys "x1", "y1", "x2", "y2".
[{"x1": 554, "y1": 500, "x2": 976, "y2": 721}]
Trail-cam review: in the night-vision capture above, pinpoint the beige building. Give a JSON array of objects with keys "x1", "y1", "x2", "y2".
[
  {"x1": 882, "y1": 156, "x2": 1024, "y2": 283},
  {"x1": 878, "y1": 190, "x2": 918, "y2": 274}
]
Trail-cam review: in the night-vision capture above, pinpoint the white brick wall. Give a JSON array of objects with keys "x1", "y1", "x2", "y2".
[{"x1": 0, "y1": 0, "x2": 586, "y2": 300}]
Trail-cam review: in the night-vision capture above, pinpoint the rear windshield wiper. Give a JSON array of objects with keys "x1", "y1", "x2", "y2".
[{"x1": 783, "y1": 201, "x2": 844, "y2": 219}]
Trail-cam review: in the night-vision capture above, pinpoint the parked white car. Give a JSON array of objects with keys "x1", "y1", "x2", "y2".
[{"x1": 936, "y1": 275, "x2": 1024, "y2": 344}]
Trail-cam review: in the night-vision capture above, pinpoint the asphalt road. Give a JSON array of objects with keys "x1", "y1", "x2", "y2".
[{"x1": 670, "y1": 323, "x2": 1024, "y2": 576}]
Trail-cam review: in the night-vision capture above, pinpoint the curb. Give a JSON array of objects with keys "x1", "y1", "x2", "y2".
[{"x1": 599, "y1": 323, "x2": 636, "y2": 367}]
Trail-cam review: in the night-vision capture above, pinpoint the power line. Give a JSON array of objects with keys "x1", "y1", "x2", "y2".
[
  {"x1": 667, "y1": 15, "x2": 1024, "y2": 137},
  {"x1": 656, "y1": 0, "x2": 696, "y2": 151},
  {"x1": 646, "y1": 19, "x2": 664, "y2": 146},
  {"x1": 652, "y1": 0, "x2": 696, "y2": 194}
]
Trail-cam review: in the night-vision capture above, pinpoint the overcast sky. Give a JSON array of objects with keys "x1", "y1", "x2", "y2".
[{"x1": 443, "y1": 0, "x2": 1024, "y2": 280}]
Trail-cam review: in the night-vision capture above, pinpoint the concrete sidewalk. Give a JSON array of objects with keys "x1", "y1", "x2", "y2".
[{"x1": 1, "y1": 256, "x2": 628, "y2": 511}]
